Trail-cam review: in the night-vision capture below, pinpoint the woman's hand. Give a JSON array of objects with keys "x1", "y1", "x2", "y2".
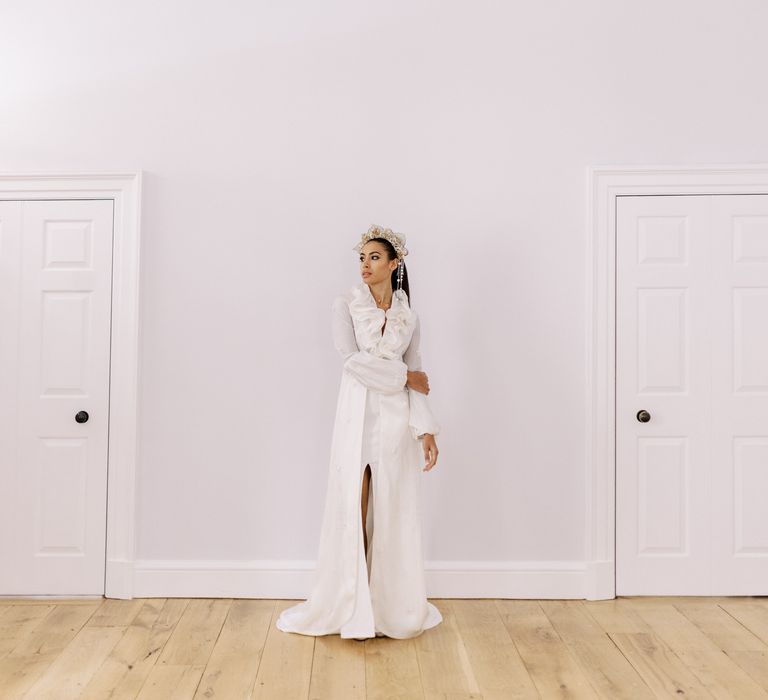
[
  {"x1": 421, "y1": 434, "x2": 439, "y2": 471},
  {"x1": 406, "y1": 370, "x2": 430, "y2": 394}
]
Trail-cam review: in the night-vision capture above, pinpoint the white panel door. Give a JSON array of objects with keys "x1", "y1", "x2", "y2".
[
  {"x1": 616, "y1": 194, "x2": 768, "y2": 595},
  {"x1": 0, "y1": 199, "x2": 114, "y2": 595}
]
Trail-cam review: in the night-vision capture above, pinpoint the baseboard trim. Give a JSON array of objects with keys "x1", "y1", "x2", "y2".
[
  {"x1": 131, "y1": 559, "x2": 588, "y2": 599},
  {"x1": 584, "y1": 559, "x2": 615, "y2": 600},
  {"x1": 105, "y1": 558, "x2": 135, "y2": 599}
]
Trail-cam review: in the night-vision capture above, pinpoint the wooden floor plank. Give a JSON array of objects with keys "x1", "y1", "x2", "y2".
[
  {"x1": 718, "y1": 599, "x2": 768, "y2": 646},
  {"x1": 22, "y1": 624, "x2": 127, "y2": 699},
  {"x1": 542, "y1": 600, "x2": 655, "y2": 699},
  {"x1": 0, "y1": 605, "x2": 55, "y2": 659},
  {"x1": 625, "y1": 598, "x2": 768, "y2": 698},
  {"x1": 80, "y1": 598, "x2": 189, "y2": 700},
  {"x1": 134, "y1": 598, "x2": 231, "y2": 698},
  {"x1": 8, "y1": 602, "x2": 100, "y2": 658},
  {"x1": 86, "y1": 598, "x2": 146, "y2": 628},
  {"x1": 135, "y1": 663, "x2": 207, "y2": 700},
  {"x1": 451, "y1": 599, "x2": 538, "y2": 700},
  {"x1": 673, "y1": 598, "x2": 768, "y2": 692},
  {"x1": 309, "y1": 632, "x2": 366, "y2": 700},
  {"x1": 0, "y1": 655, "x2": 51, "y2": 699},
  {"x1": 251, "y1": 600, "x2": 314, "y2": 700},
  {"x1": 413, "y1": 599, "x2": 481, "y2": 699},
  {"x1": 497, "y1": 599, "x2": 598, "y2": 698},
  {"x1": 365, "y1": 635, "x2": 425, "y2": 700},
  {"x1": 584, "y1": 599, "x2": 716, "y2": 699},
  {"x1": 193, "y1": 599, "x2": 274, "y2": 700},
  {"x1": 153, "y1": 598, "x2": 232, "y2": 667},
  {"x1": 0, "y1": 602, "x2": 100, "y2": 699},
  {"x1": 0, "y1": 595, "x2": 765, "y2": 698}
]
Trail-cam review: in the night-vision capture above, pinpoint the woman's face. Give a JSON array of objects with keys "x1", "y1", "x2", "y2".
[{"x1": 360, "y1": 241, "x2": 397, "y2": 285}]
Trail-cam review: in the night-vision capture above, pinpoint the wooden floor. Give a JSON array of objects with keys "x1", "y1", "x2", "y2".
[{"x1": 1, "y1": 597, "x2": 768, "y2": 699}]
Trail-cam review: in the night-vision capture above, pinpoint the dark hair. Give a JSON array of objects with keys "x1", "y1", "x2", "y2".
[{"x1": 367, "y1": 237, "x2": 410, "y2": 302}]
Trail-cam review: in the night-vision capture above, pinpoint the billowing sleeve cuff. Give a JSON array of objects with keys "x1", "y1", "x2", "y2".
[
  {"x1": 343, "y1": 352, "x2": 408, "y2": 394},
  {"x1": 408, "y1": 388, "x2": 441, "y2": 440},
  {"x1": 403, "y1": 312, "x2": 440, "y2": 439}
]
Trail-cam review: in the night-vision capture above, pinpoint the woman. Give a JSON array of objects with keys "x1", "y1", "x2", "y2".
[{"x1": 276, "y1": 225, "x2": 442, "y2": 640}]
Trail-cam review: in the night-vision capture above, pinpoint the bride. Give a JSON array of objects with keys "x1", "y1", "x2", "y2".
[{"x1": 276, "y1": 224, "x2": 442, "y2": 640}]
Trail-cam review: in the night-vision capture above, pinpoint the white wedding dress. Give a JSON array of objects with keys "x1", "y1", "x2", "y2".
[{"x1": 275, "y1": 281, "x2": 442, "y2": 639}]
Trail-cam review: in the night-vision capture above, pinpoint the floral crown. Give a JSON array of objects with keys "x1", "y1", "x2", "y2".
[{"x1": 352, "y1": 224, "x2": 409, "y2": 261}]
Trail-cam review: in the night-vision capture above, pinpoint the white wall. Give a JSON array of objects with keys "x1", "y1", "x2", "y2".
[{"x1": 2, "y1": 0, "x2": 767, "y2": 594}]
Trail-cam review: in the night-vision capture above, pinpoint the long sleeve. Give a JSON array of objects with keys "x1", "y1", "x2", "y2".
[
  {"x1": 402, "y1": 313, "x2": 441, "y2": 440},
  {"x1": 332, "y1": 296, "x2": 408, "y2": 394}
]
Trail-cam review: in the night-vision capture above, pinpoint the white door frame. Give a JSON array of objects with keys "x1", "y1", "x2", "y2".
[
  {"x1": 585, "y1": 163, "x2": 768, "y2": 600},
  {"x1": 0, "y1": 172, "x2": 142, "y2": 599}
]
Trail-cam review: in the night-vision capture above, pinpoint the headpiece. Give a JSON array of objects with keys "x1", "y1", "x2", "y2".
[
  {"x1": 352, "y1": 224, "x2": 409, "y2": 260},
  {"x1": 352, "y1": 224, "x2": 409, "y2": 292}
]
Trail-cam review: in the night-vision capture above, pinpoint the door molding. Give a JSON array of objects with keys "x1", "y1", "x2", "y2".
[
  {"x1": 585, "y1": 164, "x2": 768, "y2": 599},
  {"x1": 0, "y1": 172, "x2": 142, "y2": 598}
]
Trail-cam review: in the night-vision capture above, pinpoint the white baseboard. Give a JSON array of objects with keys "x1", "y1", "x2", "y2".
[
  {"x1": 584, "y1": 559, "x2": 616, "y2": 600},
  {"x1": 105, "y1": 558, "x2": 135, "y2": 599},
  {"x1": 130, "y1": 559, "x2": 590, "y2": 599}
]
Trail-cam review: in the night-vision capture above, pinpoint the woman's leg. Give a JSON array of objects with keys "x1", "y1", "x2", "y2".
[{"x1": 361, "y1": 463, "x2": 372, "y2": 556}]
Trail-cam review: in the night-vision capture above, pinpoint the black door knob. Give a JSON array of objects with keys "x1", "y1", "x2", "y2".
[
  {"x1": 636, "y1": 409, "x2": 651, "y2": 423},
  {"x1": 75, "y1": 411, "x2": 89, "y2": 424}
]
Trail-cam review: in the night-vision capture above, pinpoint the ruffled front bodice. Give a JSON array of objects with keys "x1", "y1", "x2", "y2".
[{"x1": 348, "y1": 281, "x2": 417, "y2": 360}]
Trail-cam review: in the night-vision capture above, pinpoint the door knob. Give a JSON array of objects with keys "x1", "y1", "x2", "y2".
[
  {"x1": 75, "y1": 411, "x2": 89, "y2": 424},
  {"x1": 636, "y1": 409, "x2": 651, "y2": 423}
]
